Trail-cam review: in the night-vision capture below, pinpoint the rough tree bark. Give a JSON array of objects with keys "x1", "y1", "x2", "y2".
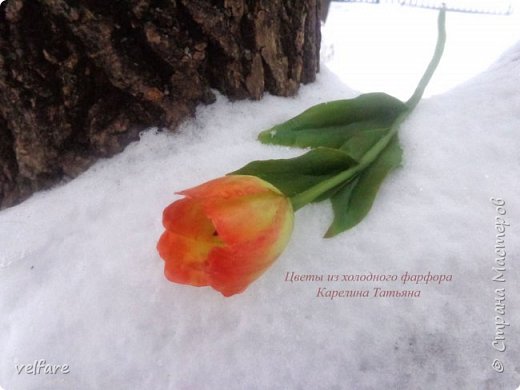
[{"x1": 0, "y1": 0, "x2": 320, "y2": 209}]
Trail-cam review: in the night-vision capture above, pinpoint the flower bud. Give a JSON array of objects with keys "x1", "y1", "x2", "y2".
[{"x1": 157, "y1": 175, "x2": 294, "y2": 297}]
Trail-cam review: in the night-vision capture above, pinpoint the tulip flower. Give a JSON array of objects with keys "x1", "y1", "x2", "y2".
[{"x1": 157, "y1": 175, "x2": 294, "y2": 297}]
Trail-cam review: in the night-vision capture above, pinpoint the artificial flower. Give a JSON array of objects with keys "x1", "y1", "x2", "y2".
[{"x1": 157, "y1": 175, "x2": 293, "y2": 296}]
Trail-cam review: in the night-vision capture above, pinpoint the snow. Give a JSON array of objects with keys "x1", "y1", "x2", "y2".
[
  {"x1": 1, "y1": 4, "x2": 520, "y2": 390},
  {"x1": 322, "y1": 1, "x2": 520, "y2": 99}
]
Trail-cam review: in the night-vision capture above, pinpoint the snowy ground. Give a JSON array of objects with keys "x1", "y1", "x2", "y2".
[
  {"x1": 1, "y1": 4, "x2": 520, "y2": 390},
  {"x1": 322, "y1": 1, "x2": 520, "y2": 99}
]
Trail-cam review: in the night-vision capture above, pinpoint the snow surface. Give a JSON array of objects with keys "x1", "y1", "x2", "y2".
[
  {"x1": 1, "y1": 5, "x2": 520, "y2": 390},
  {"x1": 322, "y1": 2, "x2": 520, "y2": 99}
]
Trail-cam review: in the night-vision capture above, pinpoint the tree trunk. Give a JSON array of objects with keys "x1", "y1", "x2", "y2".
[{"x1": 0, "y1": 0, "x2": 321, "y2": 209}]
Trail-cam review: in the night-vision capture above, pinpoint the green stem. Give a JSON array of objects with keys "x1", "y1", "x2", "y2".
[
  {"x1": 290, "y1": 8, "x2": 446, "y2": 212},
  {"x1": 406, "y1": 8, "x2": 446, "y2": 109},
  {"x1": 290, "y1": 112, "x2": 405, "y2": 211}
]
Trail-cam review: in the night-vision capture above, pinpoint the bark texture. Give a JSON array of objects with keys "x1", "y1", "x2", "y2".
[{"x1": 0, "y1": 0, "x2": 320, "y2": 208}]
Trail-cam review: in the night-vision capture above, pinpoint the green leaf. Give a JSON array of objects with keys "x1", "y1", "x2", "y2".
[
  {"x1": 258, "y1": 93, "x2": 406, "y2": 149},
  {"x1": 325, "y1": 135, "x2": 403, "y2": 238},
  {"x1": 231, "y1": 148, "x2": 357, "y2": 198},
  {"x1": 340, "y1": 128, "x2": 390, "y2": 162},
  {"x1": 258, "y1": 119, "x2": 391, "y2": 150}
]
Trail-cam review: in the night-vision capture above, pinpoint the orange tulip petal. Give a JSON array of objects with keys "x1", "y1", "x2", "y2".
[
  {"x1": 162, "y1": 198, "x2": 215, "y2": 239},
  {"x1": 178, "y1": 175, "x2": 281, "y2": 200},
  {"x1": 207, "y1": 244, "x2": 271, "y2": 296},
  {"x1": 206, "y1": 206, "x2": 293, "y2": 296},
  {"x1": 157, "y1": 230, "x2": 221, "y2": 287},
  {"x1": 202, "y1": 193, "x2": 285, "y2": 244}
]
